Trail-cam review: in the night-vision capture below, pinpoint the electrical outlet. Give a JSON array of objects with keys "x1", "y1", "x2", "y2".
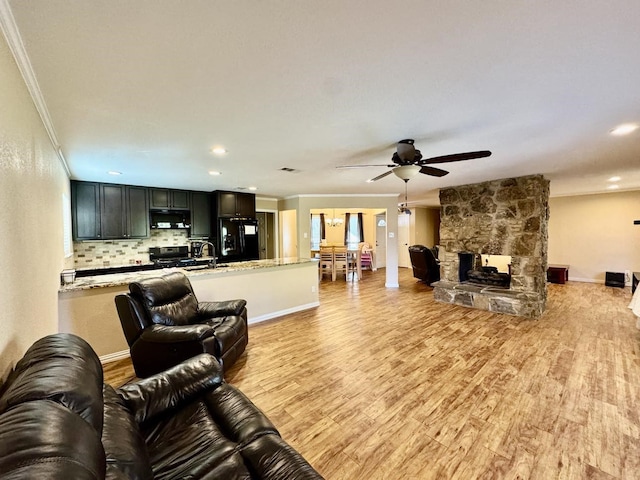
[{"x1": 311, "y1": 285, "x2": 316, "y2": 293}]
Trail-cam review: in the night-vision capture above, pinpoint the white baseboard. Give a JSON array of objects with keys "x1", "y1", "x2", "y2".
[
  {"x1": 248, "y1": 302, "x2": 319, "y2": 325},
  {"x1": 385, "y1": 283, "x2": 400, "y2": 288},
  {"x1": 568, "y1": 277, "x2": 603, "y2": 284},
  {"x1": 567, "y1": 277, "x2": 632, "y2": 287},
  {"x1": 100, "y1": 350, "x2": 130, "y2": 364}
]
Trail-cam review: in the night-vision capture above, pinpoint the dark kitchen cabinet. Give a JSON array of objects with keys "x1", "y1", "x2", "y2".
[
  {"x1": 72, "y1": 181, "x2": 149, "y2": 240},
  {"x1": 125, "y1": 186, "x2": 150, "y2": 238},
  {"x1": 214, "y1": 191, "x2": 256, "y2": 218},
  {"x1": 72, "y1": 181, "x2": 101, "y2": 240},
  {"x1": 190, "y1": 191, "x2": 211, "y2": 238},
  {"x1": 150, "y1": 188, "x2": 190, "y2": 210},
  {"x1": 100, "y1": 184, "x2": 149, "y2": 239}
]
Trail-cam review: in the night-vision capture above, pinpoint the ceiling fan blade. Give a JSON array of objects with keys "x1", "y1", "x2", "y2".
[
  {"x1": 420, "y1": 150, "x2": 492, "y2": 165},
  {"x1": 369, "y1": 171, "x2": 393, "y2": 182},
  {"x1": 336, "y1": 164, "x2": 395, "y2": 169},
  {"x1": 419, "y1": 166, "x2": 449, "y2": 177}
]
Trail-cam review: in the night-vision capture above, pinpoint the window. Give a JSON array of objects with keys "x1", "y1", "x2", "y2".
[
  {"x1": 346, "y1": 213, "x2": 363, "y2": 250},
  {"x1": 310, "y1": 214, "x2": 322, "y2": 250}
]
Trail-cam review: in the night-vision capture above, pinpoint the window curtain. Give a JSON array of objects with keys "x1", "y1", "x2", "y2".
[
  {"x1": 344, "y1": 212, "x2": 350, "y2": 244},
  {"x1": 357, "y1": 213, "x2": 364, "y2": 243},
  {"x1": 320, "y1": 213, "x2": 326, "y2": 239}
]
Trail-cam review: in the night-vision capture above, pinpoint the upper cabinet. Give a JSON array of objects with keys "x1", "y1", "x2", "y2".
[
  {"x1": 72, "y1": 181, "x2": 149, "y2": 240},
  {"x1": 72, "y1": 181, "x2": 101, "y2": 240},
  {"x1": 214, "y1": 190, "x2": 256, "y2": 218},
  {"x1": 190, "y1": 191, "x2": 211, "y2": 238},
  {"x1": 150, "y1": 188, "x2": 190, "y2": 210}
]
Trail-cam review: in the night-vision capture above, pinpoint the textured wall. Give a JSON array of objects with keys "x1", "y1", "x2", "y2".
[{"x1": 0, "y1": 33, "x2": 70, "y2": 377}]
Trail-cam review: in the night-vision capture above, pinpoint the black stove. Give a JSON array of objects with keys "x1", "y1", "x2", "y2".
[
  {"x1": 152, "y1": 257, "x2": 198, "y2": 268},
  {"x1": 149, "y1": 246, "x2": 195, "y2": 268}
]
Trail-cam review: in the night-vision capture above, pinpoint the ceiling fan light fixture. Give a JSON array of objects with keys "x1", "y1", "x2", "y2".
[{"x1": 392, "y1": 165, "x2": 421, "y2": 181}]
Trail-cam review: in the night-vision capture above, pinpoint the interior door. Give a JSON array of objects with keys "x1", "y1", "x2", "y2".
[
  {"x1": 375, "y1": 213, "x2": 386, "y2": 269},
  {"x1": 398, "y1": 212, "x2": 411, "y2": 268}
]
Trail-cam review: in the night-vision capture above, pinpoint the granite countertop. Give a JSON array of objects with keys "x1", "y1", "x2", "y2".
[{"x1": 59, "y1": 257, "x2": 316, "y2": 293}]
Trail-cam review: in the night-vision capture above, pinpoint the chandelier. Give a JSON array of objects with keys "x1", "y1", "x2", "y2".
[{"x1": 325, "y1": 210, "x2": 343, "y2": 227}]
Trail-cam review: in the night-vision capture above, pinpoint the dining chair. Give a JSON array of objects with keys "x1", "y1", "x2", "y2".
[
  {"x1": 319, "y1": 246, "x2": 334, "y2": 281},
  {"x1": 333, "y1": 246, "x2": 349, "y2": 281}
]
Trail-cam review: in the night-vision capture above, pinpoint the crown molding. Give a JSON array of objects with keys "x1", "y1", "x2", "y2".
[
  {"x1": 285, "y1": 193, "x2": 399, "y2": 200},
  {"x1": 0, "y1": 0, "x2": 70, "y2": 177}
]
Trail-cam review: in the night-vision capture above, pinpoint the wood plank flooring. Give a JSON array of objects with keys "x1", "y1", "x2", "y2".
[{"x1": 104, "y1": 268, "x2": 640, "y2": 479}]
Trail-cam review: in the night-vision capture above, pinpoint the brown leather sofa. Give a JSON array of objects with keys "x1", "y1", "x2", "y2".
[
  {"x1": 115, "y1": 271, "x2": 248, "y2": 377},
  {"x1": 0, "y1": 333, "x2": 323, "y2": 479}
]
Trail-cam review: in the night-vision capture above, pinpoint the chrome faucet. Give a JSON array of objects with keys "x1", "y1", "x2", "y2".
[{"x1": 198, "y1": 242, "x2": 217, "y2": 268}]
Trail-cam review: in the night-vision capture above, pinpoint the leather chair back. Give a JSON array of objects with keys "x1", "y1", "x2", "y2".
[
  {"x1": 129, "y1": 272, "x2": 199, "y2": 326},
  {"x1": 408, "y1": 244, "x2": 441, "y2": 285}
]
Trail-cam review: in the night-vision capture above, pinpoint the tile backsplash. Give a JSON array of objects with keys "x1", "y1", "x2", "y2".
[{"x1": 73, "y1": 230, "x2": 190, "y2": 268}]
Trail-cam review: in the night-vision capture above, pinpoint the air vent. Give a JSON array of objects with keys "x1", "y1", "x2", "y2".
[{"x1": 280, "y1": 167, "x2": 297, "y2": 172}]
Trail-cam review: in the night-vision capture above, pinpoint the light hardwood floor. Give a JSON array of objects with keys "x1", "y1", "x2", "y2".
[{"x1": 104, "y1": 268, "x2": 640, "y2": 479}]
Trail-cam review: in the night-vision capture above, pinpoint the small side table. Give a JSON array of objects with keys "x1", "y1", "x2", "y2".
[
  {"x1": 547, "y1": 264, "x2": 570, "y2": 284},
  {"x1": 633, "y1": 272, "x2": 639, "y2": 294}
]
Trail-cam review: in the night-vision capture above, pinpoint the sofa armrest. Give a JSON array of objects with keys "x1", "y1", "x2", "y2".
[
  {"x1": 198, "y1": 299, "x2": 247, "y2": 318},
  {"x1": 139, "y1": 323, "x2": 216, "y2": 343},
  {"x1": 117, "y1": 354, "x2": 223, "y2": 425}
]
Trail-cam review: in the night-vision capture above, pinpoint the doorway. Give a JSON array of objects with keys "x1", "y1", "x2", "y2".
[
  {"x1": 256, "y1": 211, "x2": 276, "y2": 259},
  {"x1": 375, "y1": 213, "x2": 387, "y2": 269}
]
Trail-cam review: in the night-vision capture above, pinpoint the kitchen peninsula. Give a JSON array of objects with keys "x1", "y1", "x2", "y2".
[{"x1": 59, "y1": 258, "x2": 319, "y2": 360}]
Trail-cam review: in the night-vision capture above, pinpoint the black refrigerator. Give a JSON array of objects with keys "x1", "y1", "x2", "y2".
[{"x1": 217, "y1": 218, "x2": 259, "y2": 262}]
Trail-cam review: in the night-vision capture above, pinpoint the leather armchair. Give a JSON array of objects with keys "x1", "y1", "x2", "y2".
[
  {"x1": 115, "y1": 271, "x2": 248, "y2": 377},
  {"x1": 408, "y1": 244, "x2": 441, "y2": 286}
]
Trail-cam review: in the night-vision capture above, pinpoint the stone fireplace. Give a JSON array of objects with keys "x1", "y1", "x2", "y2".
[{"x1": 432, "y1": 174, "x2": 549, "y2": 318}]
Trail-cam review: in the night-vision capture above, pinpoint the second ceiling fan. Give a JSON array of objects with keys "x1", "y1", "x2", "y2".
[{"x1": 337, "y1": 139, "x2": 492, "y2": 182}]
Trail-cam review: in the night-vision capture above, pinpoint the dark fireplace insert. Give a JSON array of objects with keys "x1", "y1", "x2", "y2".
[{"x1": 458, "y1": 252, "x2": 511, "y2": 288}]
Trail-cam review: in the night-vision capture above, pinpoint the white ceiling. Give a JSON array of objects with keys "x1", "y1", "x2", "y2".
[{"x1": 5, "y1": 0, "x2": 640, "y2": 206}]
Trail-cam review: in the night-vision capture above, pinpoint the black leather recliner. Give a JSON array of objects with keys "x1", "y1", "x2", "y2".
[
  {"x1": 115, "y1": 271, "x2": 248, "y2": 377},
  {"x1": 408, "y1": 244, "x2": 441, "y2": 285},
  {"x1": 0, "y1": 333, "x2": 323, "y2": 479}
]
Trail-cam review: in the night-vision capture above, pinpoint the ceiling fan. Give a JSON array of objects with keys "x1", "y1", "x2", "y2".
[{"x1": 337, "y1": 139, "x2": 492, "y2": 182}]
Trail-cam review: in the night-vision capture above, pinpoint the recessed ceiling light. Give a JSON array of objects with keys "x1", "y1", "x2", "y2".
[
  {"x1": 211, "y1": 147, "x2": 227, "y2": 155},
  {"x1": 608, "y1": 176, "x2": 621, "y2": 182},
  {"x1": 248, "y1": 186, "x2": 257, "y2": 191},
  {"x1": 610, "y1": 123, "x2": 638, "y2": 136},
  {"x1": 607, "y1": 184, "x2": 620, "y2": 190},
  {"x1": 107, "y1": 171, "x2": 122, "y2": 175},
  {"x1": 208, "y1": 171, "x2": 221, "y2": 176}
]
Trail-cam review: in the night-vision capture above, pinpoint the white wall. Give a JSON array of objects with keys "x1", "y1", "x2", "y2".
[
  {"x1": 0, "y1": 31, "x2": 70, "y2": 377},
  {"x1": 548, "y1": 191, "x2": 640, "y2": 283}
]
